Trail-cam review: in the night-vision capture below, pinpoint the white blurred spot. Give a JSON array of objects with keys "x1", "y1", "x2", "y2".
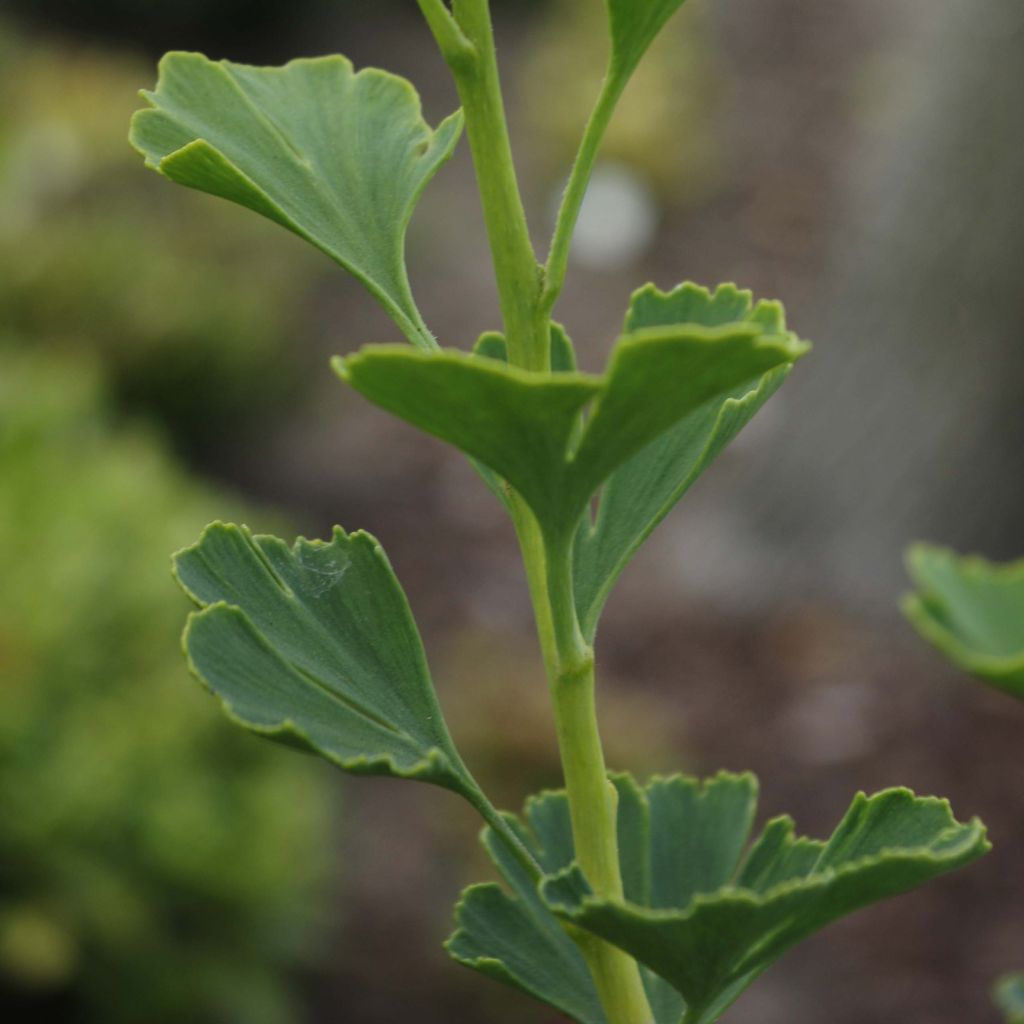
[{"x1": 559, "y1": 162, "x2": 658, "y2": 271}]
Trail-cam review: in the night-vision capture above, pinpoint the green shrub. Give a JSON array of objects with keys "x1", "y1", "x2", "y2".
[{"x1": 0, "y1": 350, "x2": 331, "y2": 1024}]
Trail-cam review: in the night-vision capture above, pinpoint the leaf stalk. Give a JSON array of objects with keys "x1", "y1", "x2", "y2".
[
  {"x1": 459, "y1": 775, "x2": 544, "y2": 883},
  {"x1": 542, "y1": 73, "x2": 628, "y2": 317},
  {"x1": 415, "y1": 0, "x2": 476, "y2": 68}
]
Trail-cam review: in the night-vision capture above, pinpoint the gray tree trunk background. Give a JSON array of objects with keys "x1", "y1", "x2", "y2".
[{"x1": 660, "y1": 0, "x2": 1024, "y2": 612}]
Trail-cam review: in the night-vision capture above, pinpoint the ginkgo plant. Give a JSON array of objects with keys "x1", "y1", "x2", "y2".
[
  {"x1": 904, "y1": 544, "x2": 1024, "y2": 1023},
  {"x1": 131, "y1": 2, "x2": 990, "y2": 1021}
]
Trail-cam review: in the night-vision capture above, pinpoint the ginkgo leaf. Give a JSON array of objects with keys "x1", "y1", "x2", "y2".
[
  {"x1": 574, "y1": 283, "x2": 795, "y2": 639},
  {"x1": 337, "y1": 346, "x2": 602, "y2": 536},
  {"x1": 605, "y1": 0, "x2": 692, "y2": 82},
  {"x1": 903, "y1": 544, "x2": 1024, "y2": 699},
  {"x1": 335, "y1": 304, "x2": 807, "y2": 544},
  {"x1": 446, "y1": 815, "x2": 608, "y2": 1024},
  {"x1": 538, "y1": 774, "x2": 988, "y2": 1024},
  {"x1": 446, "y1": 777, "x2": 682, "y2": 1024},
  {"x1": 468, "y1": 325, "x2": 579, "y2": 507},
  {"x1": 174, "y1": 522, "x2": 478, "y2": 793},
  {"x1": 449, "y1": 772, "x2": 985, "y2": 1023},
  {"x1": 131, "y1": 52, "x2": 462, "y2": 349},
  {"x1": 997, "y1": 973, "x2": 1024, "y2": 1024}
]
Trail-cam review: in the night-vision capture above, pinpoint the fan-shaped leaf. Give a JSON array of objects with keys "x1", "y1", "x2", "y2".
[
  {"x1": 337, "y1": 345, "x2": 602, "y2": 535},
  {"x1": 539, "y1": 775, "x2": 988, "y2": 1024},
  {"x1": 467, "y1": 326, "x2": 579, "y2": 507},
  {"x1": 174, "y1": 522, "x2": 477, "y2": 794},
  {"x1": 903, "y1": 544, "x2": 1024, "y2": 699},
  {"x1": 336, "y1": 296, "x2": 807, "y2": 544},
  {"x1": 131, "y1": 52, "x2": 462, "y2": 349},
  {"x1": 446, "y1": 809, "x2": 607, "y2": 1024},
  {"x1": 446, "y1": 778, "x2": 682, "y2": 1024},
  {"x1": 997, "y1": 973, "x2": 1024, "y2": 1024},
  {"x1": 573, "y1": 283, "x2": 796, "y2": 639},
  {"x1": 605, "y1": 0, "x2": 692, "y2": 81}
]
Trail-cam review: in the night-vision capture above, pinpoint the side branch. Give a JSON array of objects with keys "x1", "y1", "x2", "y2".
[
  {"x1": 416, "y1": 0, "x2": 476, "y2": 67},
  {"x1": 542, "y1": 75, "x2": 627, "y2": 317}
]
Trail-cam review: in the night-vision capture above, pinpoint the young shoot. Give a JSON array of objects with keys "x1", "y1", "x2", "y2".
[{"x1": 132, "y1": 3, "x2": 990, "y2": 1021}]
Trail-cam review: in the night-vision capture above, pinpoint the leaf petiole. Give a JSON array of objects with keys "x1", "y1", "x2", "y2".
[
  {"x1": 458, "y1": 768, "x2": 545, "y2": 883},
  {"x1": 416, "y1": 0, "x2": 476, "y2": 67},
  {"x1": 543, "y1": 74, "x2": 628, "y2": 317}
]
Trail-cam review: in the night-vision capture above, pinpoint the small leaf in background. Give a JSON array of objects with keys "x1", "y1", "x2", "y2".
[
  {"x1": 131, "y1": 53, "x2": 462, "y2": 349},
  {"x1": 903, "y1": 544, "x2": 1024, "y2": 699},
  {"x1": 538, "y1": 774, "x2": 988, "y2": 1024},
  {"x1": 996, "y1": 973, "x2": 1024, "y2": 1024},
  {"x1": 605, "y1": 0, "x2": 691, "y2": 82},
  {"x1": 175, "y1": 522, "x2": 478, "y2": 794},
  {"x1": 337, "y1": 286, "x2": 806, "y2": 543},
  {"x1": 574, "y1": 283, "x2": 796, "y2": 639}
]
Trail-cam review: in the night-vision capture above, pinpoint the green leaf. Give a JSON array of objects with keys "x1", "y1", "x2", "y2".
[
  {"x1": 336, "y1": 294, "x2": 807, "y2": 543},
  {"x1": 446, "y1": 812, "x2": 607, "y2": 1024},
  {"x1": 446, "y1": 779, "x2": 682, "y2": 1024},
  {"x1": 131, "y1": 52, "x2": 462, "y2": 349},
  {"x1": 540, "y1": 774, "x2": 988, "y2": 1024},
  {"x1": 605, "y1": 0, "x2": 691, "y2": 82},
  {"x1": 996, "y1": 973, "x2": 1024, "y2": 1024},
  {"x1": 447, "y1": 882, "x2": 606, "y2": 1023},
  {"x1": 467, "y1": 325, "x2": 579, "y2": 507},
  {"x1": 337, "y1": 346, "x2": 602, "y2": 537},
  {"x1": 174, "y1": 522, "x2": 477, "y2": 794},
  {"x1": 574, "y1": 283, "x2": 795, "y2": 639},
  {"x1": 903, "y1": 544, "x2": 1024, "y2": 699}
]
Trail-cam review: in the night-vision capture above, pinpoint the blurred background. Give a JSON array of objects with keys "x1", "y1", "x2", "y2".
[{"x1": 1, "y1": 0, "x2": 1021, "y2": 1022}]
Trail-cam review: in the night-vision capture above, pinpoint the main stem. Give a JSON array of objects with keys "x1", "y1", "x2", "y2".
[
  {"x1": 425, "y1": 4, "x2": 652, "y2": 1018},
  {"x1": 515, "y1": 503, "x2": 654, "y2": 1024},
  {"x1": 448, "y1": 0, "x2": 549, "y2": 371}
]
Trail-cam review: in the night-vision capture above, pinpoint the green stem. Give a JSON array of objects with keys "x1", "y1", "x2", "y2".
[
  {"x1": 460, "y1": 776, "x2": 543, "y2": 883},
  {"x1": 440, "y1": 0, "x2": 549, "y2": 371},
  {"x1": 513, "y1": 506, "x2": 653, "y2": 1024},
  {"x1": 397, "y1": 287, "x2": 442, "y2": 352},
  {"x1": 542, "y1": 73, "x2": 627, "y2": 318},
  {"x1": 420, "y1": 5, "x2": 650, "y2": 1018},
  {"x1": 415, "y1": 0, "x2": 475, "y2": 65}
]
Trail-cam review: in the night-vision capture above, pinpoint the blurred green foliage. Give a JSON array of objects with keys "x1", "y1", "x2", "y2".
[
  {"x1": 0, "y1": 349, "x2": 332, "y2": 1024},
  {"x1": 0, "y1": 24, "x2": 320, "y2": 449}
]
